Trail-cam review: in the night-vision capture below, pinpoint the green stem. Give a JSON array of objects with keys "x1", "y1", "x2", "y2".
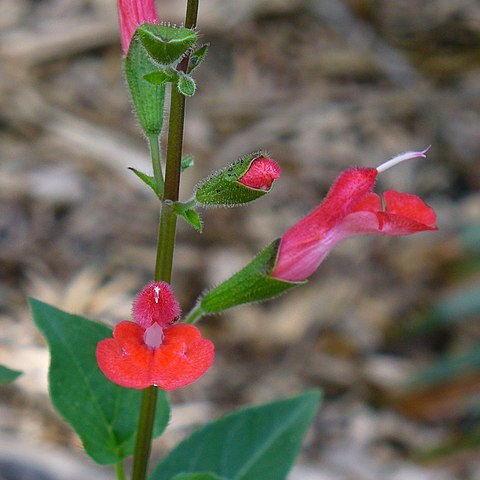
[
  {"x1": 131, "y1": 387, "x2": 158, "y2": 480},
  {"x1": 131, "y1": 2, "x2": 200, "y2": 479},
  {"x1": 149, "y1": 134, "x2": 164, "y2": 197},
  {"x1": 115, "y1": 461, "x2": 126, "y2": 480}
]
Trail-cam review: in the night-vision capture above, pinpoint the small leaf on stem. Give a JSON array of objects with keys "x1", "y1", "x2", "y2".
[
  {"x1": 129, "y1": 167, "x2": 163, "y2": 197},
  {"x1": 187, "y1": 44, "x2": 209, "y2": 74},
  {"x1": 144, "y1": 68, "x2": 178, "y2": 85},
  {"x1": 177, "y1": 74, "x2": 197, "y2": 97},
  {"x1": 181, "y1": 154, "x2": 195, "y2": 172}
]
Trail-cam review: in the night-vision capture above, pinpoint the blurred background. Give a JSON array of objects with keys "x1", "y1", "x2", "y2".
[{"x1": 1, "y1": 0, "x2": 480, "y2": 479}]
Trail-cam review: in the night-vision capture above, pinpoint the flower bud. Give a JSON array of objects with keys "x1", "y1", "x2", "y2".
[
  {"x1": 195, "y1": 152, "x2": 281, "y2": 207},
  {"x1": 238, "y1": 157, "x2": 281, "y2": 190}
]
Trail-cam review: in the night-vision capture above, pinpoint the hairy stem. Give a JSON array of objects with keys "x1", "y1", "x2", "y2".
[{"x1": 131, "y1": 2, "x2": 200, "y2": 479}]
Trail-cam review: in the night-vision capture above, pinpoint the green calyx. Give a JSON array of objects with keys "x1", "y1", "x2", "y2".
[
  {"x1": 186, "y1": 240, "x2": 305, "y2": 322},
  {"x1": 137, "y1": 24, "x2": 197, "y2": 66},
  {"x1": 194, "y1": 152, "x2": 274, "y2": 207},
  {"x1": 125, "y1": 36, "x2": 166, "y2": 136}
]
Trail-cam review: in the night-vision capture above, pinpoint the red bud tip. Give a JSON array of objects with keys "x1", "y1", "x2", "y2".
[{"x1": 238, "y1": 157, "x2": 281, "y2": 191}]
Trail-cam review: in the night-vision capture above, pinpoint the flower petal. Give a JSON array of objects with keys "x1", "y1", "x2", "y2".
[
  {"x1": 118, "y1": 0, "x2": 159, "y2": 54},
  {"x1": 96, "y1": 321, "x2": 152, "y2": 389},
  {"x1": 151, "y1": 325, "x2": 214, "y2": 391},
  {"x1": 383, "y1": 190, "x2": 437, "y2": 226}
]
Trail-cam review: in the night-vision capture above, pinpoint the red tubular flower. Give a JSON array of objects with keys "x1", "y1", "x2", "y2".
[
  {"x1": 118, "y1": 0, "x2": 159, "y2": 54},
  {"x1": 272, "y1": 148, "x2": 437, "y2": 282},
  {"x1": 238, "y1": 157, "x2": 281, "y2": 191},
  {"x1": 96, "y1": 282, "x2": 214, "y2": 390}
]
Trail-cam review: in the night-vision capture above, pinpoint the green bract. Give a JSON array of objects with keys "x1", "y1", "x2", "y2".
[
  {"x1": 187, "y1": 240, "x2": 305, "y2": 321},
  {"x1": 178, "y1": 73, "x2": 196, "y2": 97},
  {"x1": 144, "y1": 68, "x2": 178, "y2": 85},
  {"x1": 125, "y1": 35, "x2": 166, "y2": 136},
  {"x1": 187, "y1": 44, "x2": 209, "y2": 74},
  {"x1": 128, "y1": 167, "x2": 162, "y2": 198},
  {"x1": 195, "y1": 152, "x2": 274, "y2": 207},
  {"x1": 137, "y1": 24, "x2": 197, "y2": 65}
]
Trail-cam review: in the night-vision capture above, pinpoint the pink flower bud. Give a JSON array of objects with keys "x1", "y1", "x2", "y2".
[
  {"x1": 132, "y1": 281, "x2": 180, "y2": 329},
  {"x1": 272, "y1": 149, "x2": 437, "y2": 282},
  {"x1": 118, "y1": 0, "x2": 159, "y2": 54},
  {"x1": 238, "y1": 157, "x2": 281, "y2": 191}
]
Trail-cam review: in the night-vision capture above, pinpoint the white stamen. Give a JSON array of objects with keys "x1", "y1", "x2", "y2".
[
  {"x1": 376, "y1": 146, "x2": 431, "y2": 173},
  {"x1": 153, "y1": 286, "x2": 161, "y2": 303}
]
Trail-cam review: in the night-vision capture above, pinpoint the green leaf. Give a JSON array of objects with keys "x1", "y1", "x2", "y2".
[
  {"x1": 30, "y1": 298, "x2": 170, "y2": 465},
  {"x1": 172, "y1": 474, "x2": 225, "y2": 480},
  {"x1": 144, "y1": 68, "x2": 178, "y2": 85},
  {"x1": 125, "y1": 36, "x2": 166, "y2": 136},
  {"x1": 150, "y1": 391, "x2": 321, "y2": 480},
  {"x1": 129, "y1": 167, "x2": 162, "y2": 198},
  {"x1": 190, "y1": 240, "x2": 304, "y2": 318},
  {"x1": 187, "y1": 44, "x2": 209, "y2": 74},
  {"x1": 181, "y1": 154, "x2": 194, "y2": 172},
  {"x1": 176, "y1": 207, "x2": 203, "y2": 232},
  {"x1": 0, "y1": 365, "x2": 22, "y2": 383},
  {"x1": 195, "y1": 152, "x2": 274, "y2": 207},
  {"x1": 137, "y1": 24, "x2": 197, "y2": 65},
  {"x1": 178, "y1": 74, "x2": 196, "y2": 97}
]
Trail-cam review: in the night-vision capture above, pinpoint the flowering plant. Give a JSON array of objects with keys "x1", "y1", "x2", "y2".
[{"x1": 22, "y1": 1, "x2": 437, "y2": 479}]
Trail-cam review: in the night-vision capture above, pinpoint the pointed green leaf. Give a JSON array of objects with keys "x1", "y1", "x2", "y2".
[
  {"x1": 30, "y1": 298, "x2": 170, "y2": 465},
  {"x1": 190, "y1": 240, "x2": 304, "y2": 319},
  {"x1": 144, "y1": 68, "x2": 178, "y2": 85},
  {"x1": 137, "y1": 24, "x2": 197, "y2": 65},
  {"x1": 187, "y1": 44, "x2": 209, "y2": 74},
  {"x1": 195, "y1": 152, "x2": 274, "y2": 207},
  {"x1": 172, "y1": 474, "x2": 225, "y2": 480},
  {"x1": 178, "y1": 74, "x2": 196, "y2": 97},
  {"x1": 129, "y1": 167, "x2": 162, "y2": 198},
  {"x1": 176, "y1": 207, "x2": 202, "y2": 232},
  {"x1": 181, "y1": 154, "x2": 194, "y2": 172},
  {"x1": 125, "y1": 36, "x2": 166, "y2": 136},
  {"x1": 150, "y1": 391, "x2": 321, "y2": 480},
  {"x1": 0, "y1": 365, "x2": 22, "y2": 383}
]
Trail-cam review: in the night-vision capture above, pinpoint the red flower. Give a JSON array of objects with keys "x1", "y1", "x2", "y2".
[
  {"x1": 118, "y1": 0, "x2": 159, "y2": 54},
  {"x1": 238, "y1": 157, "x2": 281, "y2": 191},
  {"x1": 272, "y1": 148, "x2": 437, "y2": 282},
  {"x1": 96, "y1": 282, "x2": 214, "y2": 390}
]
